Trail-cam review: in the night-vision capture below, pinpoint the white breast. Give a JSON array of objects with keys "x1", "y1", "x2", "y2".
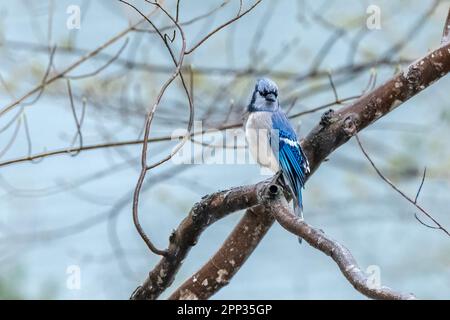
[{"x1": 245, "y1": 112, "x2": 280, "y2": 173}]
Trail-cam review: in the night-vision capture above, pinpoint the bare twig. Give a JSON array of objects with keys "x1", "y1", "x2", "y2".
[
  {"x1": 65, "y1": 38, "x2": 129, "y2": 80},
  {"x1": 0, "y1": 116, "x2": 21, "y2": 159},
  {"x1": 21, "y1": 45, "x2": 56, "y2": 107},
  {"x1": 414, "y1": 167, "x2": 427, "y2": 203},
  {"x1": 382, "y1": 0, "x2": 440, "y2": 58},
  {"x1": 0, "y1": 9, "x2": 157, "y2": 118},
  {"x1": 355, "y1": 134, "x2": 449, "y2": 237},
  {"x1": 184, "y1": 0, "x2": 262, "y2": 54},
  {"x1": 65, "y1": 80, "x2": 84, "y2": 156},
  {"x1": 119, "y1": 0, "x2": 189, "y2": 256},
  {"x1": 442, "y1": 7, "x2": 450, "y2": 44},
  {"x1": 327, "y1": 71, "x2": 340, "y2": 103}
]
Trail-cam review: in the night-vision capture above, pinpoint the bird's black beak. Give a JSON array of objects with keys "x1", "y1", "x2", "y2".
[{"x1": 265, "y1": 93, "x2": 276, "y2": 102}]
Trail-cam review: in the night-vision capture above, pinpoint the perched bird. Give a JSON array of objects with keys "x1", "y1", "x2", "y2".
[{"x1": 244, "y1": 78, "x2": 310, "y2": 226}]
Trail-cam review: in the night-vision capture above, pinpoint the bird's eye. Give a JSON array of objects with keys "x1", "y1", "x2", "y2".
[{"x1": 258, "y1": 89, "x2": 277, "y2": 98}]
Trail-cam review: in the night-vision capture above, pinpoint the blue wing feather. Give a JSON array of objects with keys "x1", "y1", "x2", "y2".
[{"x1": 270, "y1": 109, "x2": 308, "y2": 210}]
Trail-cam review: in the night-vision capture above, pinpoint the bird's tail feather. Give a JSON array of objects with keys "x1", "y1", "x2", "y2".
[
  {"x1": 280, "y1": 173, "x2": 304, "y2": 244},
  {"x1": 294, "y1": 201, "x2": 303, "y2": 244}
]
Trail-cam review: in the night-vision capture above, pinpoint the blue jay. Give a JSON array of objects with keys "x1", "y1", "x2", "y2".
[{"x1": 245, "y1": 78, "x2": 310, "y2": 225}]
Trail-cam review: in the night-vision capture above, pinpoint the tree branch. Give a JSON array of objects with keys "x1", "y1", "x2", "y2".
[
  {"x1": 131, "y1": 181, "x2": 267, "y2": 299},
  {"x1": 259, "y1": 183, "x2": 416, "y2": 300},
  {"x1": 168, "y1": 204, "x2": 274, "y2": 300}
]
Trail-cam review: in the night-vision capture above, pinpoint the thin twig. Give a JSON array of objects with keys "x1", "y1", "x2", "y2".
[
  {"x1": 184, "y1": 0, "x2": 262, "y2": 54},
  {"x1": 327, "y1": 70, "x2": 340, "y2": 103},
  {"x1": 0, "y1": 10, "x2": 156, "y2": 118},
  {"x1": 65, "y1": 80, "x2": 84, "y2": 156},
  {"x1": 120, "y1": 0, "x2": 191, "y2": 256},
  {"x1": 442, "y1": 7, "x2": 450, "y2": 44},
  {"x1": 414, "y1": 167, "x2": 427, "y2": 203},
  {"x1": 65, "y1": 38, "x2": 129, "y2": 80},
  {"x1": 356, "y1": 134, "x2": 450, "y2": 237}
]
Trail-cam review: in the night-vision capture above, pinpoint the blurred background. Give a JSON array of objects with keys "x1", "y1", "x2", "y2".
[{"x1": 0, "y1": 0, "x2": 449, "y2": 299}]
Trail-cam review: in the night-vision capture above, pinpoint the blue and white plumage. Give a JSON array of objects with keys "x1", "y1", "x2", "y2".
[{"x1": 245, "y1": 78, "x2": 310, "y2": 222}]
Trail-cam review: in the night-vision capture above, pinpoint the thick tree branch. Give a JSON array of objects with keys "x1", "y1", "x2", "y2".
[
  {"x1": 131, "y1": 181, "x2": 267, "y2": 299},
  {"x1": 168, "y1": 205, "x2": 274, "y2": 300}
]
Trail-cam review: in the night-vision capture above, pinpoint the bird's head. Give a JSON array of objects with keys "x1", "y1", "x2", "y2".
[{"x1": 248, "y1": 78, "x2": 279, "y2": 112}]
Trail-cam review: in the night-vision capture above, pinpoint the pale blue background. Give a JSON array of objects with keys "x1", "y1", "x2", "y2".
[{"x1": 0, "y1": 0, "x2": 449, "y2": 299}]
